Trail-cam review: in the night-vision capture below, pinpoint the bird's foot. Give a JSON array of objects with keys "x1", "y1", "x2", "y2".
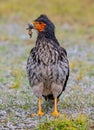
[
  {"x1": 31, "y1": 113, "x2": 37, "y2": 117},
  {"x1": 52, "y1": 111, "x2": 60, "y2": 116},
  {"x1": 31, "y1": 111, "x2": 44, "y2": 117},
  {"x1": 31, "y1": 98, "x2": 44, "y2": 117},
  {"x1": 38, "y1": 110, "x2": 44, "y2": 116}
]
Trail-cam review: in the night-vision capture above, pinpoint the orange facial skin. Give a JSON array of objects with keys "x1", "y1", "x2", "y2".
[{"x1": 33, "y1": 22, "x2": 46, "y2": 32}]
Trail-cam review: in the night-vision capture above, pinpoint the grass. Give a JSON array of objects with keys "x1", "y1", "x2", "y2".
[
  {"x1": 0, "y1": 0, "x2": 94, "y2": 25},
  {"x1": 37, "y1": 114, "x2": 89, "y2": 130}
]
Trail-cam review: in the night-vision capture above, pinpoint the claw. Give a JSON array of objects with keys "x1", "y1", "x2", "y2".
[
  {"x1": 38, "y1": 111, "x2": 44, "y2": 116},
  {"x1": 31, "y1": 113, "x2": 37, "y2": 117},
  {"x1": 52, "y1": 111, "x2": 60, "y2": 116},
  {"x1": 31, "y1": 111, "x2": 44, "y2": 117}
]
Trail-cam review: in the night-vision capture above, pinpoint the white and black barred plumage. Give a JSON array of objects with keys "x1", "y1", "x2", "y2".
[{"x1": 26, "y1": 15, "x2": 69, "y2": 100}]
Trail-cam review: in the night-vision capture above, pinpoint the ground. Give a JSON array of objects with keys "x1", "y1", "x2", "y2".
[{"x1": 0, "y1": 22, "x2": 94, "y2": 129}]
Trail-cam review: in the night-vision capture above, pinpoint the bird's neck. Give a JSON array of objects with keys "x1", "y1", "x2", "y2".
[{"x1": 36, "y1": 32, "x2": 59, "y2": 46}]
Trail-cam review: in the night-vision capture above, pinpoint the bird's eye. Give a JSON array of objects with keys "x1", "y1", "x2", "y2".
[{"x1": 39, "y1": 22, "x2": 43, "y2": 24}]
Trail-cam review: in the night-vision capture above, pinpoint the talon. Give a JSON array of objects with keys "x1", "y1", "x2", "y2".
[
  {"x1": 52, "y1": 111, "x2": 60, "y2": 116},
  {"x1": 30, "y1": 113, "x2": 37, "y2": 117},
  {"x1": 38, "y1": 111, "x2": 44, "y2": 116},
  {"x1": 31, "y1": 112, "x2": 44, "y2": 117}
]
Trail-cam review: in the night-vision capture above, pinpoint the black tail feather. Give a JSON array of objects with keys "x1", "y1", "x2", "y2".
[
  {"x1": 43, "y1": 94, "x2": 60, "y2": 101},
  {"x1": 42, "y1": 94, "x2": 54, "y2": 100}
]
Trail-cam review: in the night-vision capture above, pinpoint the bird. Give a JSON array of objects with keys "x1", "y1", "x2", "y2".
[{"x1": 26, "y1": 14, "x2": 69, "y2": 116}]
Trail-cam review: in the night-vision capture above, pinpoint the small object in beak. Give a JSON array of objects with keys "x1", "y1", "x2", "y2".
[{"x1": 26, "y1": 23, "x2": 34, "y2": 38}]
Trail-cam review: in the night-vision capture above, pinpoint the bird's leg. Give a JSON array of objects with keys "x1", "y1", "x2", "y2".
[
  {"x1": 52, "y1": 97, "x2": 60, "y2": 116},
  {"x1": 37, "y1": 98, "x2": 44, "y2": 116},
  {"x1": 31, "y1": 98, "x2": 44, "y2": 117}
]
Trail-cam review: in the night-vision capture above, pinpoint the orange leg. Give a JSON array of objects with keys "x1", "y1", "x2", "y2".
[
  {"x1": 37, "y1": 98, "x2": 44, "y2": 116},
  {"x1": 52, "y1": 97, "x2": 60, "y2": 116},
  {"x1": 31, "y1": 98, "x2": 44, "y2": 117}
]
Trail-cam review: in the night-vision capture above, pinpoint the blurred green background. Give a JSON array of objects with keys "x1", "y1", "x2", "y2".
[{"x1": 0, "y1": 0, "x2": 94, "y2": 25}]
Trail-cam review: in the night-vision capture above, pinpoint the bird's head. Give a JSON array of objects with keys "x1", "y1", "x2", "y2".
[
  {"x1": 27, "y1": 14, "x2": 58, "y2": 42},
  {"x1": 33, "y1": 14, "x2": 55, "y2": 33},
  {"x1": 28, "y1": 14, "x2": 55, "y2": 34}
]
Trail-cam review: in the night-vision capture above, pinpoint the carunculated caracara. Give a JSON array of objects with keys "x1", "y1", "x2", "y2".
[{"x1": 26, "y1": 14, "x2": 69, "y2": 116}]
